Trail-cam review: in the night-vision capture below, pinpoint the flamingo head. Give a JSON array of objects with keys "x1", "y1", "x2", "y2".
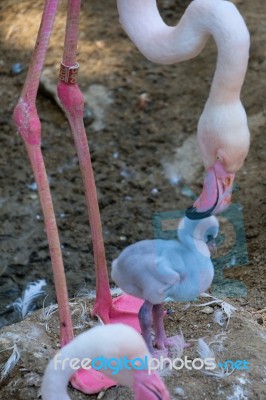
[
  {"x1": 178, "y1": 216, "x2": 219, "y2": 256},
  {"x1": 133, "y1": 370, "x2": 170, "y2": 400},
  {"x1": 186, "y1": 101, "x2": 250, "y2": 220}
]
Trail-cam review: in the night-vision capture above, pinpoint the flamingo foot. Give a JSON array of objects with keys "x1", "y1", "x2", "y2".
[
  {"x1": 93, "y1": 294, "x2": 144, "y2": 331},
  {"x1": 154, "y1": 334, "x2": 192, "y2": 357},
  {"x1": 109, "y1": 294, "x2": 144, "y2": 331},
  {"x1": 70, "y1": 294, "x2": 143, "y2": 394},
  {"x1": 152, "y1": 348, "x2": 169, "y2": 359},
  {"x1": 151, "y1": 336, "x2": 192, "y2": 362},
  {"x1": 71, "y1": 368, "x2": 116, "y2": 395}
]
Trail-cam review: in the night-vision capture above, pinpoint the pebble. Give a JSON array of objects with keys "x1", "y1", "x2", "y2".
[
  {"x1": 112, "y1": 151, "x2": 119, "y2": 159},
  {"x1": 27, "y1": 182, "x2": 37, "y2": 191},
  {"x1": 97, "y1": 391, "x2": 106, "y2": 400},
  {"x1": 201, "y1": 306, "x2": 214, "y2": 314},
  {"x1": 151, "y1": 187, "x2": 159, "y2": 195},
  {"x1": 180, "y1": 185, "x2": 197, "y2": 199},
  {"x1": 120, "y1": 168, "x2": 135, "y2": 179},
  {"x1": 10, "y1": 62, "x2": 25, "y2": 75},
  {"x1": 175, "y1": 387, "x2": 185, "y2": 397},
  {"x1": 29, "y1": 193, "x2": 38, "y2": 200}
]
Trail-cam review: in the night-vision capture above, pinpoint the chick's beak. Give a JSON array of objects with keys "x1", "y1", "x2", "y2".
[{"x1": 207, "y1": 235, "x2": 217, "y2": 256}]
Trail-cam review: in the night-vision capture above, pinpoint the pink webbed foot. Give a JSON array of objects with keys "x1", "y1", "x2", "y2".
[
  {"x1": 93, "y1": 294, "x2": 144, "y2": 332},
  {"x1": 163, "y1": 335, "x2": 191, "y2": 349},
  {"x1": 154, "y1": 335, "x2": 192, "y2": 357},
  {"x1": 71, "y1": 368, "x2": 116, "y2": 395},
  {"x1": 109, "y1": 294, "x2": 144, "y2": 332},
  {"x1": 152, "y1": 348, "x2": 169, "y2": 359},
  {"x1": 71, "y1": 294, "x2": 143, "y2": 395}
]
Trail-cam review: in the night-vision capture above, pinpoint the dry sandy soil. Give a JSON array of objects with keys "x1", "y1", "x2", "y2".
[{"x1": 0, "y1": 0, "x2": 265, "y2": 399}]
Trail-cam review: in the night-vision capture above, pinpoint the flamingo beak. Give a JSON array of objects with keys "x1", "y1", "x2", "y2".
[
  {"x1": 186, "y1": 160, "x2": 235, "y2": 220},
  {"x1": 207, "y1": 235, "x2": 217, "y2": 256},
  {"x1": 133, "y1": 371, "x2": 170, "y2": 400}
]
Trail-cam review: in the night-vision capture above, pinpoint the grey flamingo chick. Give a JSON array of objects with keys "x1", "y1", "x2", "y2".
[{"x1": 111, "y1": 216, "x2": 219, "y2": 354}]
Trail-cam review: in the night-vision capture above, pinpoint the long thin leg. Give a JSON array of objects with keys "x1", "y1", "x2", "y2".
[
  {"x1": 56, "y1": 2, "x2": 118, "y2": 394},
  {"x1": 153, "y1": 304, "x2": 191, "y2": 354},
  {"x1": 139, "y1": 300, "x2": 154, "y2": 353},
  {"x1": 57, "y1": 0, "x2": 113, "y2": 322},
  {"x1": 57, "y1": 0, "x2": 143, "y2": 328},
  {"x1": 13, "y1": 0, "x2": 73, "y2": 347},
  {"x1": 153, "y1": 304, "x2": 168, "y2": 349}
]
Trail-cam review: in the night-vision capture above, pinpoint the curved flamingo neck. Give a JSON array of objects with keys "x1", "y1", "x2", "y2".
[
  {"x1": 178, "y1": 230, "x2": 210, "y2": 258},
  {"x1": 41, "y1": 325, "x2": 152, "y2": 400},
  {"x1": 117, "y1": 0, "x2": 250, "y2": 103}
]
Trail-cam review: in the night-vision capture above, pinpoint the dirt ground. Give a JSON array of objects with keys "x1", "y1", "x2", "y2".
[{"x1": 0, "y1": 0, "x2": 265, "y2": 399}]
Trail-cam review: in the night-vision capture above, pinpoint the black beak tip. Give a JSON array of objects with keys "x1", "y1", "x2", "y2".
[
  {"x1": 185, "y1": 206, "x2": 212, "y2": 220},
  {"x1": 185, "y1": 188, "x2": 220, "y2": 220}
]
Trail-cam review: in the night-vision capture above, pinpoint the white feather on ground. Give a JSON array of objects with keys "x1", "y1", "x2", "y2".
[
  {"x1": 75, "y1": 286, "x2": 124, "y2": 299},
  {"x1": 227, "y1": 385, "x2": 248, "y2": 400},
  {"x1": 0, "y1": 343, "x2": 20, "y2": 381},
  {"x1": 195, "y1": 293, "x2": 237, "y2": 328},
  {"x1": 41, "y1": 302, "x2": 58, "y2": 332},
  {"x1": 13, "y1": 279, "x2": 46, "y2": 319},
  {"x1": 197, "y1": 336, "x2": 234, "y2": 378},
  {"x1": 41, "y1": 296, "x2": 101, "y2": 332}
]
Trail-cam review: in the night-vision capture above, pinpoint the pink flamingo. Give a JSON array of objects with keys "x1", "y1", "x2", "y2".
[
  {"x1": 13, "y1": 0, "x2": 142, "y2": 394},
  {"x1": 41, "y1": 323, "x2": 170, "y2": 400},
  {"x1": 117, "y1": 0, "x2": 250, "y2": 219}
]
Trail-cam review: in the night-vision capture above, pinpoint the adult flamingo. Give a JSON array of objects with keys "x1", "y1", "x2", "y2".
[
  {"x1": 116, "y1": 0, "x2": 250, "y2": 219},
  {"x1": 41, "y1": 323, "x2": 170, "y2": 400}
]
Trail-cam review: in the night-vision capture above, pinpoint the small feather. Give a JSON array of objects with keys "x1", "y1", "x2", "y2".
[
  {"x1": 196, "y1": 293, "x2": 237, "y2": 328},
  {"x1": 41, "y1": 302, "x2": 58, "y2": 332},
  {"x1": 197, "y1": 338, "x2": 215, "y2": 360},
  {"x1": 214, "y1": 309, "x2": 226, "y2": 326},
  {"x1": 0, "y1": 343, "x2": 20, "y2": 381},
  {"x1": 197, "y1": 337, "x2": 234, "y2": 378},
  {"x1": 227, "y1": 385, "x2": 248, "y2": 400},
  {"x1": 76, "y1": 286, "x2": 124, "y2": 299},
  {"x1": 13, "y1": 279, "x2": 46, "y2": 319}
]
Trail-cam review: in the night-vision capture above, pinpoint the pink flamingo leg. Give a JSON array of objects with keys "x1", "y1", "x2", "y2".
[
  {"x1": 57, "y1": 0, "x2": 142, "y2": 394},
  {"x1": 57, "y1": 0, "x2": 142, "y2": 323},
  {"x1": 13, "y1": 0, "x2": 73, "y2": 347},
  {"x1": 153, "y1": 304, "x2": 191, "y2": 355}
]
